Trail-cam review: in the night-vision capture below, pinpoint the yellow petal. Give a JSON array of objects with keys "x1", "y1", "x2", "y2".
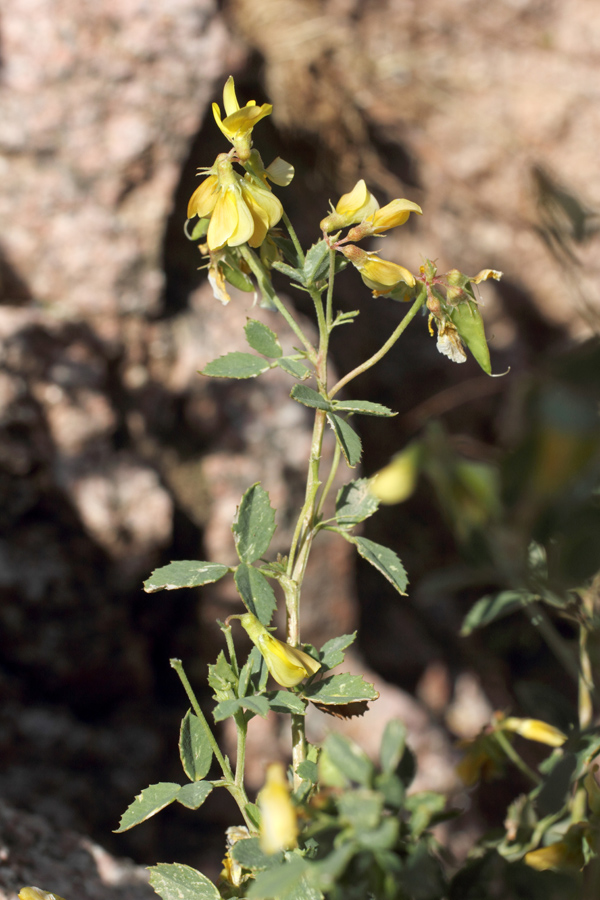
[
  {"x1": 221, "y1": 104, "x2": 273, "y2": 140},
  {"x1": 502, "y1": 717, "x2": 567, "y2": 747},
  {"x1": 266, "y1": 157, "x2": 295, "y2": 186},
  {"x1": 471, "y1": 269, "x2": 503, "y2": 283},
  {"x1": 187, "y1": 175, "x2": 219, "y2": 219},
  {"x1": 207, "y1": 189, "x2": 253, "y2": 251},
  {"x1": 370, "y1": 199, "x2": 423, "y2": 232},
  {"x1": 258, "y1": 764, "x2": 298, "y2": 854},
  {"x1": 370, "y1": 445, "x2": 420, "y2": 505},
  {"x1": 222, "y1": 76, "x2": 240, "y2": 116},
  {"x1": 359, "y1": 255, "x2": 416, "y2": 288},
  {"x1": 336, "y1": 179, "x2": 379, "y2": 219},
  {"x1": 19, "y1": 890, "x2": 66, "y2": 900}
]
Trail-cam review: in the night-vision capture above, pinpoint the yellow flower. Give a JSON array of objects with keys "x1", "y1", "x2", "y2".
[
  {"x1": 238, "y1": 613, "x2": 321, "y2": 688},
  {"x1": 525, "y1": 824, "x2": 587, "y2": 873},
  {"x1": 347, "y1": 198, "x2": 422, "y2": 241},
  {"x1": 212, "y1": 76, "x2": 272, "y2": 162},
  {"x1": 370, "y1": 444, "x2": 420, "y2": 505},
  {"x1": 502, "y1": 717, "x2": 567, "y2": 747},
  {"x1": 220, "y1": 825, "x2": 251, "y2": 887},
  {"x1": 188, "y1": 156, "x2": 282, "y2": 252},
  {"x1": 19, "y1": 890, "x2": 66, "y2": 900},
  {"x1": 258, "y1": 763, "x2": 298, "y2": 854},
  {"x1": 340, "y1": 245, "x2": 416, "y2": 292},
  {"x1": 320, "y1": 179, "x2": 379, "y2": 233},
  {"x1": 471, "y1": 268, "x2": 503, "y2": 284}
]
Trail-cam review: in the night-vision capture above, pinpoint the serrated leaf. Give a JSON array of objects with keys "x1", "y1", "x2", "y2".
[
  {"x1": 207, "y1": 651, "x2": 237, "y2": 698},
  {"x1": 176, "y1": 781, "x2": 213, "y2": 810},
  {"x1": 448, "y1": 300, "x2": 491, "y2": 375},
  {"x1": 271, "y1": 260, "x2": 306, "y2": 284},
  {"x1": 213, "y1": 695, "x2": 270, "y2": 723},
  {"x1": 245, "y1": 319, "x2": 282, "y2": 358},
  {"x1": 179, "y1": 710, "x2": 213, "y2": 781},
  {"x1": 322, "y1": 733, "x2": 374, "y2": 786},
  {"x1": 303, "y1": 240, "x2": 330, "y2": 284},
  {"x1": 266, "y1": 690, "x2": 307, "y2": 715},
  {"x1": 247, "y1": 858, "x2": 308, "y2": 899},
  {"x1": 277, "y1": 358, "x2": 310, "y2": 380},
  {"x1": 144, "y1": 561, "x2": 229, "y2": 593},
  {"x1": 290, "y1": 384, "x2": 332, "y2": 411},
  {"x1": 319, "y1": 632, "x2": 357, "y2": 669},
  {"x1": 336, "y1": 480, "x2": 380, "y2": 525},
  {"x1": 338, "y1": 789, "x2": 384, "y2": 831},
  {"x1": 327, "y1": 413, "x2": 362, "y2": 467},
  {"x1": 344, "y1": 536, "x2": 407, "y2": 594},
  {"x1": 232, "y1": 483, "x2": 276, "y2": 564},
  {"x1": 460, "y1": 590, "x2": 535, "y2": 635},
  {"x1": 380, "y1": 719, "x2": 407, "y2": 774},
  {"x1": 148, "y1": 863, "x2": 220, "y2": 900},
  {"x1": 231, "y1": 837, "x2": 281, "y2": 870},
  {"x1": 332, "y1": 399, "x2": 396, "y2": 417},
  {"x1": 114, "y1": 782, "x2": 181, "y2": 832},
  {"x1": 201, "y1": 352, "x2": 271, "y2": 379},
  {"x1": 303, "y1": 672, "x2": 379, "y2": 705},
  {"x1": 234, "y1": 564, "x2": 277, "y2": 626}
]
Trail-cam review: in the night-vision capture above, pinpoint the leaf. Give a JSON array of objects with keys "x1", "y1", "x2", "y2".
[
  {"x1": 460, "y1": 590, "x2": 535, "y2": 635},
  {"x1": 343, "y1": 536, "x2": 408, "y2": 595},
  {"x1": 148, "y1": 863, "x2": 220, "y2": 900},
  {"x1": 332, "y1": 399, "x2": 396, "y2": 417},
  {"x1": 380, "y1": 719, "x2": 407, "y2": 774},
  {"x1": 310, "y1": 700, "x2": 371, "y2": 719},
  {"x1": 271, "y1": 260, "x2": 306, "y2": 284},
  {"x1": 245, "y1": 319, "x2": 282, "y2": 358},
  {"x1": 247, "y1": 858, "x2": 308, "y2": 899},
  {"x1": 239, "y1": 645, "x2": 269, "y2": 696},
  {"x1": 207, "y1": 651, "x2": 237, "y2": 698},
  {"x1": 296, "y1": 760, "x2": 318, "y2": 784},
  {"x1": 266, "y1": 690, "x2": 307, "y2": 715},
  {"x1": 322, "y1": 733, "x2": 374, "y2": 786},
  {"x1": 179, "y1": 710, "x2": 213, "y2": 781},
  {"x1": 290, "y1": 384, "x2": 332, "y2": 411},
  {"x1": 336, "y1": 479, "x2": 380, "y2": 525},
  {"x1": 327, "y1": 414, "x2": 362, "y2": 467},
  {"x1": 405, "y1": 791, "x2": 447, "y2": 838},
  {"x1": 277, "y1": 358, "x2": 310, "y2": 380},
  {"x1": 318, "y1": 632, "x2": 357, "y2": 669},
  {"x1": 234, "y1": 564, "x2": 277, "y2": 626},
  {"x1": 212, "y1": 695, "x2": 270, "y2": 723},
  {"x1": 232, "y1": 483, "x2": 276, "y2": 564},
  {"x1": 338, "y1": 789, "x2": 384, "y2": 831},
  {"x1": 114, "y1": 782, "x2": 181, "y2": 832},
  {"x1": 176, "y1": 781, "x2": 213, "y2": 810},
  {"x1": 448, "y1": 300, "x2": 491, "y2": 375},
  {"x1": 231, "y1": 837, "x2": 281, "y2": 870},
  {"x1": 201, "y1": 352, "x2": 271, "y2": 379},
  {"x1": 303, "y1": 240, "x2": 330, "y2": 284},
  {"x1": 144, "y1": 561, "x2": 229, "y2": 593},
  {"x1": 303, "y1": 672, "x2": 379, "y2": 705}
]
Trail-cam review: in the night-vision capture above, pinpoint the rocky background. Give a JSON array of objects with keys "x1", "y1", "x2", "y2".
[{"x1": 1, "y1": 0, "x2": 600, "y2": 894}]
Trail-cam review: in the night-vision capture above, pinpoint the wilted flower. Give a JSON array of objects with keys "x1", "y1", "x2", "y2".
[
  {"x1": 340, "y1": 244, "x2": 416, "y2": 293},
  {"x1": 212, "y1": 76, "x2": 272, "y2": 162},
  {"x1": 320, "y1": 179, "x2": 379, "y2": 233},
  {"x1": 220, "y1": 825, "x2": 251, "y2": 887},
  {"x1": 258, "y1": 763, "x2": 298, "y2": 854},
  {"x1": 237, "y1": 613, "x2": 321, "y2": 688},
  {"x1": 434, "y1": 320, "x2": 467, "y2": 364}
]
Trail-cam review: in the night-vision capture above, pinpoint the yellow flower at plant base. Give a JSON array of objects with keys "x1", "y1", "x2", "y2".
[
  {"x1": 346, "y1": 198, "x2": 423, "y2": 242},
  {"x1": 340, "y1": 244, "x2": 416, "y2": 293},
  {"x1": 320, "y1": 179, "x2": 380, "y2": 233},
  {"x1": 188, "y1": 155, "x2": 282, "y2": 252},
  {"x1": 258, "y1": 763, "x2": 298, "y2": 854},
  {"x1": 19, "y1": 890, "x2": 66, "y2": 900},
  {"x1": 524, "y1": 824, "x2": 588, "y2": 873},
  {"x1": 237, "y1": 612, "x2": 321, "y2": 688},
  {"x1": 212, "y1": 76, "x2": 273, "y2": 162}
]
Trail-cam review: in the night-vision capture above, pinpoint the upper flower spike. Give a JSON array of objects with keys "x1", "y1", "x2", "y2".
[{"x1": 212, "y1": 76, "x2": 273, "y2": 162}]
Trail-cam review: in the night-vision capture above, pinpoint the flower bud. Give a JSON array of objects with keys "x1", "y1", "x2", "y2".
[
  {"x1": 502, "y1": 717, "x2": 567, "y2": 747},
  {"x1": 238, "y1": 613, "x2": 321, "y2": 688},
  {"x1": 258, "y1": 763, "x2": 298, "y2": 854}
]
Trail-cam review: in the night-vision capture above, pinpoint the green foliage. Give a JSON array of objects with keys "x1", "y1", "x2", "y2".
[
  {"x1": 201, "y1": 352, "x2": 272, "y2": 379},
  {"x1": 327, "y1": 414, "x2": 362, "y2": 467},
  {"x1": 245, "y1": 318, "x2": 282, "y2": 357},
  {"x1": 232, "y1": 483, "x2": 276, "y2": 564},
  {"x1": 335, "y1": 479, "x2": 380, "y2": 525},
  {"x1": 144, "y1": 561, "x2": 230, "y2": 593},
  {"x1": 234, "y1": 563, "x2": 277, "y2": 625},
  {"x1": 343, "y1": 536, "x2": 408, "y2": 595},
  {"x1": 149, "y1": 864, "x2": 221, "y2": 900},
  {"x1": 179, "y1": 710, "x2": 213, "y2": 781}
]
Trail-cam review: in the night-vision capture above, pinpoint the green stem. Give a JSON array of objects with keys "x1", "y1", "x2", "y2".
[
  {"x1": 282, "y1": 210, "x2": 305, "y2": 264},
  {"x1": 316, "y1": 438, "x2": 341, "y2": 519},
  {"x1": 326, "y1": 247, "x2": 336, "y2": 329},
  {"x1": 329, "y1": 287, "x2": 426, "y2": 398},
  {"x1": 495, "y1": 729, "x2": 542, "y2": 786},
  {"x1": 234, "y1": 712, "x2": 248, "y2": 789},
  {"x1": 579, "y1": 624, "x2": 594, "y2": 730},
  {"x1": 222, "y1": 623, "x2": 240, "y2": 678},
  {"x1": 239, "y1": 245, "x2": 315, "y2": 360},
  {"x1": 523, "y1": 602, "x2": 580, "y2": 685},
  {"x1": 170, "y1": 659, "x2": 254, "y2": 829}
]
